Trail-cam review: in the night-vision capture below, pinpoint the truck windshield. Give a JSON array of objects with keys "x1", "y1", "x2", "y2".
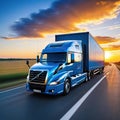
[{"x1": 40, "y1": 53, "x2": 66, "y2": 63}]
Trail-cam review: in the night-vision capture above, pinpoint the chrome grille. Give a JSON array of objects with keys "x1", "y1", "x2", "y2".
[{"x1": 29, "y1": 70, "x2": 47, "y2": 83}]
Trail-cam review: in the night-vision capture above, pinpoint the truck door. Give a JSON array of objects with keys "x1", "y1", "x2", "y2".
[
  {"x1": 64, "y1": 52, "x2": 83, "y2": 76},
  {"x1": 72, "y1": 52, "x2": 83, "y2": 75}
]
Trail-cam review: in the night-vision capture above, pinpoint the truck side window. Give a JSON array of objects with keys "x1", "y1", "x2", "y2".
[
  {"x1": 74, "y1": 53, "x2": 82, "y2": 62},
  {"x1": 67, "y1": 53, "x2": 71, "y2": 63},
  {"x1": 42, "y1": 54, "x2": 47, "y2": 61}
]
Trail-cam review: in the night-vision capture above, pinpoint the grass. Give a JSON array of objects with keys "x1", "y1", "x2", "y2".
[
  {"x1": 0, "y1": 79, "x2": 26, "y2": 90},
  {"x1": 0, "y1": 60, "x2": 33, "y2": 75},
  {"x1": 0, "y1": 59, "x2": 35, "y2": 90},
  {"x1": 0, "y1": 73, "x2": 27, "y2": 83}
]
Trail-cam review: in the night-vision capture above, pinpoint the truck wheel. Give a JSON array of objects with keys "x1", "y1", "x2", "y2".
[
  {"x1": 87, "y1": 72, "x2": 91, "y2": 80},
  {"x1": 63, "y1": 79, "x2": 71, "y2": 95},
  {"x1": 85, "y1": 77, "x2": 88, "y2": 82},
  {"x1": 88, "y1": 71, "x2": 94, "y2": 80}
]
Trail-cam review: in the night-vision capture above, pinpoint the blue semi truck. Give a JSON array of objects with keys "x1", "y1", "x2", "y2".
[{"x1": 26, "y1": 32, "x2": 104, "y2": 95}]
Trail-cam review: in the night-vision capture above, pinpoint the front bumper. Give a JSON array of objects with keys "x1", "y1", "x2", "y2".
[{"x1": 26, "y1": 82, "x2": 64, "y2": 95}]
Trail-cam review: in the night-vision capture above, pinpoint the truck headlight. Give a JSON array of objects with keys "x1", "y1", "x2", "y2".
[
  {"x1": 50, "y1": 73, "x2": 66, "y2": 85},
  {"x1": 49, "y1": 81, "x2": 60, "y2": 85}
]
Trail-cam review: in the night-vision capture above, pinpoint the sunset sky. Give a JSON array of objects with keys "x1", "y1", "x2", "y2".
[{"x1": 0, "y1": 0, "x2": 120, "y2": 62}]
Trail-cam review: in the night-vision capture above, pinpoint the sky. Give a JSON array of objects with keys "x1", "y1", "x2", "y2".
[{"x1": 0, "y1": 0, "x2": 120, "y2": 62}]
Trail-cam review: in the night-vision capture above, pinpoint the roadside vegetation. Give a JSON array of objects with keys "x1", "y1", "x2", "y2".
[
  {"x1": 0, "y1": 59, "x2": 35, "y2": 89},
  {"x1": 115, "y1": 62, "x2": 120, "y2": 71},
  {"x1": 1, "y1": 60, "x2": 119, "y2": 90}
]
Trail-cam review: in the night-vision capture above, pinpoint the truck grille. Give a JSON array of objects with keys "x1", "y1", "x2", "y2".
[
  {"x1": 29, "y1": 70, "x2": 47, "y2": 83},
  {"x1": 29, "y1": 83, "x2": 46, "y2": 92}
]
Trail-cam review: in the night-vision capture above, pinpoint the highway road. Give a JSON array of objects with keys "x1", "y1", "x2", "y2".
[{"x1": 0, "y1": 64, "x2": 120, "y2": 120}]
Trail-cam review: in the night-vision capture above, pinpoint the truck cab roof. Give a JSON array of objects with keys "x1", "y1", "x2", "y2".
[{"x1": 42, "y1": 40, "x2": 82, "y2": 53}]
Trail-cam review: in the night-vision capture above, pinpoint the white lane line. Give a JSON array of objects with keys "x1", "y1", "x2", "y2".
[
  {"x1": 0, "y1": 85, "x2": 25, "y2": 94},
  {"x1": 60, "y1": 74, "x2": 108, "y2": 120}
]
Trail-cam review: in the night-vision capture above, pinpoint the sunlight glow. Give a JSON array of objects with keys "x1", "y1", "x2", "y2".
[{"x1": 105, "y1": 51, "x2": 111, "y2": 60}]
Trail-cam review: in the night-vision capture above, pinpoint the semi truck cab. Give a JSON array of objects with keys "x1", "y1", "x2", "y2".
[
  {"x1": 26, "y1": 40, "x2": 87, "y2": 95},
  {"x1": 26, "y1": 32, "x2": 104, "y2": 95}
]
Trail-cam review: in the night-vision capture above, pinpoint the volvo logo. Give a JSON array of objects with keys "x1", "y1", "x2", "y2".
[{"x1": 31, "y1": 71, "x2": 44, "y2": 81}]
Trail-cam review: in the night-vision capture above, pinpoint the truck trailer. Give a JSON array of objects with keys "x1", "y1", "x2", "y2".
[{"x1": 26, "y1": 32, "x2": 104, "y2": 95}]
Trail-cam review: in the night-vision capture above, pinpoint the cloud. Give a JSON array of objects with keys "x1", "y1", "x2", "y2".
[
  {"x1": 95, "y1": 36, "x2": 119, "y2": 44},
  {"x1": 95, "y1": 36, "x2": 120, "y2": 51},
  {"x1": 0, "y1": 37, "x2": 10, "y2": 40},
  {"x1": 5, "y1": 0, "x2": 120, "y2": 39},
  {"x1": 109, "y1": 24, "x2": 120, "y2": 30},
  {"x1": 103, "y1": 44, "x2": 120, "y2": 51}
]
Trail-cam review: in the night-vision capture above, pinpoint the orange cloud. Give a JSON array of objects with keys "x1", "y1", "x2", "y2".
[
  {"x1": 94, "y1": 36, "x2": 120, "y2": 51},
  {"x1": 102, "y1": 44, "x2": 120, "y2": 51},
  {"x1": 95, "y1": 36, "x2": 119, "y2": 44},
  {"x1": 95, "y1": 36, "x2": 120, "y2": 62},
  {"x1": 2, "y1": 0, "x2": 120, "y2": 39}
]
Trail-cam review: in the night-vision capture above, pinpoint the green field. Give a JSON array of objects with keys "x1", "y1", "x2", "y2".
[{"x1": 0, "y1": 59, "x2": 36, "y2": 89}]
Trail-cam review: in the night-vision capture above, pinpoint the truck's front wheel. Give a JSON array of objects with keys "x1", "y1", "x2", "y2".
[{"x1": 63, "y1": 79, "x2": 71, "y2": 95}]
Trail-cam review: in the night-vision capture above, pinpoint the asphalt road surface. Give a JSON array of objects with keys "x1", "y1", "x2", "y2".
[{"x1": 0, "y1": 64, "x2": 120, "y2": 120}]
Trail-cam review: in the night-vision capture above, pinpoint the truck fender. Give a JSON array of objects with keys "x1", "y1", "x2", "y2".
[{"x1": 48, "y1": 71, "x2": 71, "y2": 84}]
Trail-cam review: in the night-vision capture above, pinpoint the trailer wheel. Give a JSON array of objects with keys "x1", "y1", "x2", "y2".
[
  {"x1": 99, "y1": 68, "x2": 102, "y2": 74},
  {"x1": 63, "y1": 79, "x2": 71, "y2": 95}
]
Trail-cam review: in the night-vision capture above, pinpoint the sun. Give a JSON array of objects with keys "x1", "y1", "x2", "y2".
[{"x1": 105, "y1": 51, "x2": 111, "y2": 60}]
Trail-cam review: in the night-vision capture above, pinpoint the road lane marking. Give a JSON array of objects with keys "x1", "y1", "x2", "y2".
[
  {"x1": 60, "y1": 74, "x2": 108, "y2": 120},
  {"x1": 0, "y1": 85, "x2": 25, "y2": 94}
]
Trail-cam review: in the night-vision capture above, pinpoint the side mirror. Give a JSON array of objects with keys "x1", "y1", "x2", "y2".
[
  {"x1": 36, "y1": 55, "x2": 39, "y2": 63},
  {"x1": 26, "y1": 60, "x2": 30, "y2": 68},
  {"x1": 71, "y1": 53, "x2": 75, "y2": 63}
]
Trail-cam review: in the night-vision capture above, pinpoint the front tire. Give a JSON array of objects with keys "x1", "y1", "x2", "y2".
[
  {"x1": 63, "y1": 79, "x2": 71, "y2": 95},
  {"x1": 85, "y1": 76, "x2": 88, "y2": 82}
]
